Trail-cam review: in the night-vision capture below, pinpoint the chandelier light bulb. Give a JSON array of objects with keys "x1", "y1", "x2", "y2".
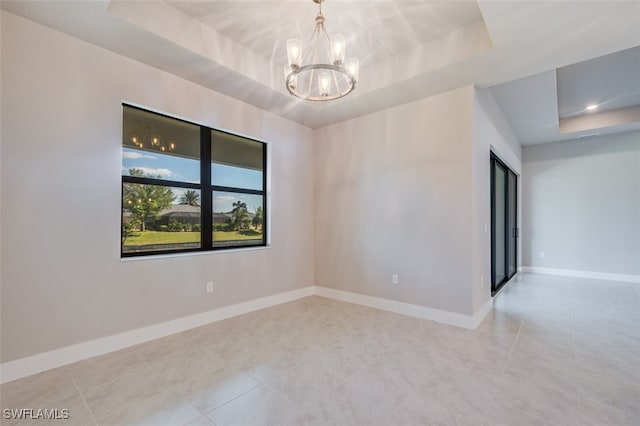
[
  {"x1": 331, "y1": 34, "x2": 346, "y2": 65},
  {"x1": 287, "y1": 39, "x2": 302, "y2": 68},
  {"x1": 345, "y1": 57, "x2": 359, "y2": 82},
  {"x1": 319, "y1": 72, "x2": 331, "y2": 97}
]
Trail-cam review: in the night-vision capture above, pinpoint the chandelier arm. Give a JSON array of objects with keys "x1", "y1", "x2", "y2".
[
  {"x1": 320, "y1": 25, "x2": 332, "y2": 59},
  {"x1": 332, "y1": 69, "x2": 340, "y2": 94},
  {"x1": 307, "y1": 29, "x2": 321, "y2": 97},
  {"x1": 319, "y1": 26, "x2": 341, "y2": 93}
]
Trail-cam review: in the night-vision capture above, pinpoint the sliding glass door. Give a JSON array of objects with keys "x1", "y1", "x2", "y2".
[{"x1": 491, "y1": 153, "x2": 518, "y2": 295}]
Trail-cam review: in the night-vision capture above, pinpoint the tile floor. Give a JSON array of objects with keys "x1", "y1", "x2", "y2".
[{"x1": 1, "y1": 273, "x2": 639, "y2": 425}]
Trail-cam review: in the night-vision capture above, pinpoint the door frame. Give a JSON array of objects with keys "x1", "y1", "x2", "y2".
[{"x1": 490, "y1": 152, "x2": 518, "y2": 296}]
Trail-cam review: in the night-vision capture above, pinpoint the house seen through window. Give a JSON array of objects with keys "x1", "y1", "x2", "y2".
[{"x1": 121, "y1": 105, "x2": 266, "y2": 256}]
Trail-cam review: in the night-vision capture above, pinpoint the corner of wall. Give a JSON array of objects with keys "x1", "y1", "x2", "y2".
[{"x1": 470, "y1": 85, "x2": 523, "y2": 317}]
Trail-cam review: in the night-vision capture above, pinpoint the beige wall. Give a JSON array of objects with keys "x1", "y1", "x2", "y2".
[
  {"x1": 0, "y1": 12, "x2": 315, "y2": 362},
  {"x1": 314, "y1": 87, "x2": 476, "y2": 316},
  {"x1": 522, "y1": 131, "x2": 640, "y2": 275},
  {"x1": 313, "y1": 87, "x2": 522, "y2": 318}
]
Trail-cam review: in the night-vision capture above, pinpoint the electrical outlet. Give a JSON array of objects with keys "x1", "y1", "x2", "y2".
[
  {"x1": 484, "y1": 223, "x2": 488, "y2": 233},
  {"x1": 206, "y1": 282, "x2": 214, "y2": 293},
  {"x1": 392, "y1": 274, "x2": 399, "y2": 285},
  {"x1": 539, "y1": 251, "x2": 545, "y2": 258},
  {"x1": 481, "y1": 276, "x2": 484, "y2": 288}
]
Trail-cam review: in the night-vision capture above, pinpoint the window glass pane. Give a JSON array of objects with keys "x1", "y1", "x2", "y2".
[
  {"x1": 211, "y1": 130, "x2": 263, "y2": 170},
  {"x1": 211, "y1": 130, "x2": 263, "y2": 190},
  {"x1": 212, "y1": 191, "x2": 264, "y2": 247},
  {"x1": 123, "y1": 106, "x2": 200, "y2": 183},
  {"x1": 122, "y1": 184, "x2": 201, "y2": 253},
  {"x1": 211, "y1": 163, "x2": 263, "y2": 190},
  {"x1": 493, "y1": 163, "x2": 506, "y2": 286}
]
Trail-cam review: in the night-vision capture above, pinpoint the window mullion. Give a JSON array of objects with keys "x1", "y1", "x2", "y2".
[{"x1": 201, "y1": 128, "x2": 213, "y2": 249}]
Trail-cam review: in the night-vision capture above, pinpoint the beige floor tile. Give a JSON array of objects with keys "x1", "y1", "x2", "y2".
[
  {"x1": 300, "y1": 379, "x2": 402, "y2": 425},
  {"x1": 484, "y1": 402, "x2": 546, "y2": 426},
  {"x1": 184, "y1": 416, "x2": 215, "y2": 426},
  {"x1": 6, "y1": 273, "x2": 639, "y2": 425},
  {"x1": 570, "y1": 366, "x2": 640, "y2": 413},
  {"x1": 174, "y1": 366, "x2": 259, "y2": 414},
  {"x1": 447, "y1": 338, "x2": 511, "y2": 376},
  {"x1": 492, "y1": 378, "x2": 582, "y2": 426},
  {"x1": 254, "y1": 359, "x2": 344, "y2": 405},
  {"x1": 519, "y1": 316, "x2": 573, "y2": 340},
  {"x1": 66, "y1": 347, "x2": 150, "y2": 391},
  {"x1": 579, "y1": 397, "x2": 640, "y2": 426},
  {"x1": 133, "y1": 330, "x2": 205, "y2": 366},
  {"x1": 510, "y1": 333, "x2": 576, "y2": 368},
  {"x1": 401, "y1": 388, "x2": 488, "y2": 426},
  {"x1": 427, "y1": 360, "x2": 499, "y2": 409},
  {"x1": 502, "y1": 350, "x2": 580, "y2": 396},
  {"x1": 96, "y1": 387, "x2": 200, "y2": 426},
  {"x1": 300, "y1": 342, "x2": 369, "y2": 380},
  {"x1": 573, "y1": 346, "x2": 640, "y2": 381},
  {"x1": 145, "y1": 345, "x2": 228, "y2": 385},
  {"x1": 0, "y1": 367, "x2": 78, "y2": 409},
  {"x1": 207, "y1": 385, "x2": 322, "y2": 425},
  {"x1": 82, "y1": 371, "x2": 169, "y2": 419}
]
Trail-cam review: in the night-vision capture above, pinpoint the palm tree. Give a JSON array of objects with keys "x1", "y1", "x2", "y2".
[
  {"x1": 252, "y1": 206, "x2": 263, "y2": 230},
  {"x1": 179, "y1": 189, "x2": 200, "y2": 207},
  {"x1": 231, "y1": 200, "x2": 249, "y2": 230}
]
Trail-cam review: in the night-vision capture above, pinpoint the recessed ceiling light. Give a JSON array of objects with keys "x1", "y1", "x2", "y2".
[{"x1": 586, "y1": 104, "x2": 599, "y2": 111}]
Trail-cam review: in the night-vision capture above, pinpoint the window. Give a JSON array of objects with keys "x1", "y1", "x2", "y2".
[{"x1": 121, "y1": 105, "x2": 267, "y2": 256}]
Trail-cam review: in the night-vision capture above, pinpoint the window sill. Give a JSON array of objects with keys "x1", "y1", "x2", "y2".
[{"x1": 119, "y1": 244, "x2": 271, "y2": 262}]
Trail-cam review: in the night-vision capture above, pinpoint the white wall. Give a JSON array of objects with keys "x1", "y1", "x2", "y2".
[
  {"x1": 0, "y1": 12, "x2": 315, "y2": 362},
  {"x1": 314, "y1": 87, "x2": 476, "y2": 316},
  {"x1": 522, "y1": 131, "x2": 640, "y2": 276},
  {"x1": 472, "y1": 88, "x2": 522, "y2": 311}
]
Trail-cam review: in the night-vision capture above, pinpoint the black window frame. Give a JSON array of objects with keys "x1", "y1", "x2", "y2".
[{"x1": 121, "y1": 104, "x2": 267, "y2": 257}]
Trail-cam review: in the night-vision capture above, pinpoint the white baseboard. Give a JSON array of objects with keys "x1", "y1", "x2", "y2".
[
  {"x1": 0, "y1": 286, "x2": 314, "y2": 384},
  {"x1": 1, "y1": 284, "x2": 497, "y2": 384},
  {"x1": 473, "y1": 298, "x2": 494, "y2": 328},
  {"x1": 314, "y1": 286, "x2": 492, "y2": 330},
  {"x1": 521, "y1": 266, "x2": 640, "y2": 284}
]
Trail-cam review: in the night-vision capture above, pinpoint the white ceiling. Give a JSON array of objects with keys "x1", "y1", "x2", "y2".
[
  {"x1": 166, "y1": 0, "x2": 484, "y2": 67},
  {"x1": 556, "y1": 47, "x2": 640, "y2": 119},
  {"x1": 2, "y1": 0, "x2": 640, "y2": 141},
  {"x1": 490, "y1": 47, "x2": 640, "y2": 145}
]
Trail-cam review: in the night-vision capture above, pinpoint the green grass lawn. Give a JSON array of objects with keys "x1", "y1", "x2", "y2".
[
  {"x1": 214, "y1": 230, "x2": 262, "y2": 241},
  {"x1": 124, "y1": 231, "x2": 200, "y2": 245},
  {"x1": 124, "y1": 230, "x2": 262, "y2": 246}
]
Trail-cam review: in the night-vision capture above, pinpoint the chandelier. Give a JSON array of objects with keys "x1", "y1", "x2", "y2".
[
  {"x1": 130, "y1": 133, "x2": 175, "y2": 153},
  {"x1": 284, "y1": 0, "x2": 359, "y2": 101}
]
